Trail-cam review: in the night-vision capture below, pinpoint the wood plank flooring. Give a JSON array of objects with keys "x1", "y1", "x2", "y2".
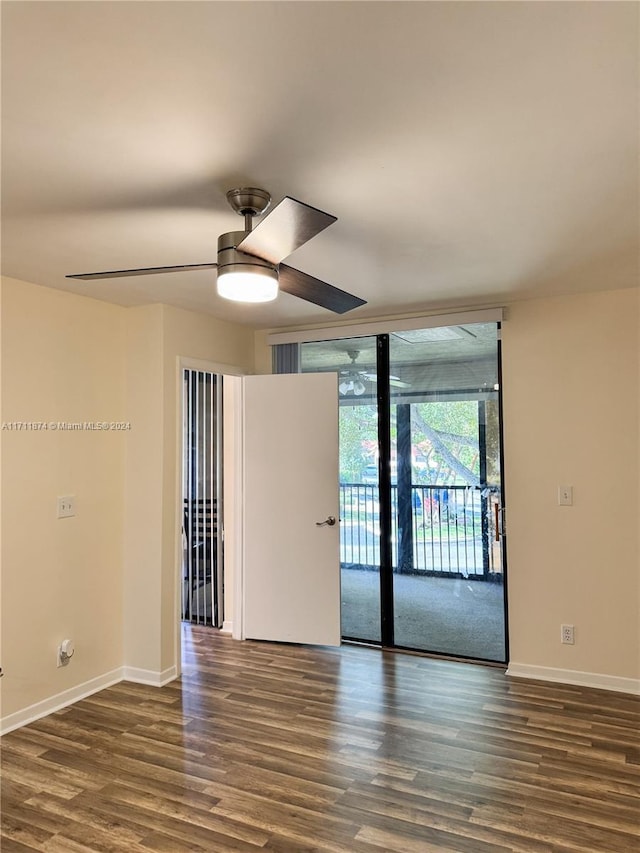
[{"x1": 2, "y1": 626, "x2": 639, "y2": 852}]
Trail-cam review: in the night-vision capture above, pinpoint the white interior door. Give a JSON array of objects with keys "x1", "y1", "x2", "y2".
[{"x1": 243, "y1": 372, "x2": 340, "y2": 646}]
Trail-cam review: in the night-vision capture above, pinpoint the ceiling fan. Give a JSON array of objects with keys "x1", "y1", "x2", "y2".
[
  {"x1": 339, "y1": 350, "x2": 410, "y2": 396},
  {"x1": 66, "y1": 188, "x2": 366, "y2": 314}
]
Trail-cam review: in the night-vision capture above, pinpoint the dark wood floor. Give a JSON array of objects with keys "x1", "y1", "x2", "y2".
[{"x1": 1, "y1": 627, "x2": 639, "y2": 852}]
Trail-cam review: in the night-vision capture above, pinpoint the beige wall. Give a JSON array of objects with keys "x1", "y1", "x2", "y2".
[
  {"x1": 122, "y1": 305, "x2": 165, "y2": 675},
  {"x1": 1, "y1": 277, "x2": 126, "y2": 717},
  {"x1": 502, "y1": 288, "x2": 639, "y2": 682},
  {"x1": 253, "y1": 330, "x2": 272, "y2": 375},
  {"x1": 123, "y1": 303, "x2": 255, "y2": 675},
  {"x1": 1, "y1": 281, "x2": 255, "y2": 723}
]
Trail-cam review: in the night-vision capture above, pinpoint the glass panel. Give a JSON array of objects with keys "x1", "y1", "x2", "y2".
[
  {"x1": 300, "y1": 337, "x2": 381, "y2": 643},
  {"x1": 389, "y1": 323, "x2": 506, "y2": 661}
]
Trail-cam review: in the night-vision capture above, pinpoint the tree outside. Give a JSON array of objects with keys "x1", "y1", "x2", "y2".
[{"x1": 339, "y1": 399, "x2": 489, "y2": 486}]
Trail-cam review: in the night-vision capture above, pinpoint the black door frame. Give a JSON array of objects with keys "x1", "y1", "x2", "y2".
[{"x1": 373, "y1": 327, "x2": 509, "y2": 662}]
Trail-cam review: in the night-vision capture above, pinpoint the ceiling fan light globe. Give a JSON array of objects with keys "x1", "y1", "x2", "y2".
[
  {"x1": 217, "y1": 268, "x2": 278, "y2": 303},
  {"x1": 353, "y1": 380, "x2": 366, "y2": 396}
]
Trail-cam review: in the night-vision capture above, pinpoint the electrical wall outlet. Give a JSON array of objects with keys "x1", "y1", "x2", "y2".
[
  {"x1": 57, "y1": 638, "x2": 75, "y2": 667},
  {"x1": 561, "y1": 624, "x2": 575, "y2": 645},
  {"x1": 57, "y1": 495, "x2": 76, "y2": 518},
  {"x1": 558, "y1": 485, "x2": 573, "y2": 506}
]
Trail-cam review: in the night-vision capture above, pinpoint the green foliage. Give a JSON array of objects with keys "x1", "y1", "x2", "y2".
[
  {"x1": 339, "y1": 404, "x2": 378, "y2": 482},
  {"x1": 418, "y1": 401, "x2": 477, "y2": 438},
  {"x1": 410, "y1": 401, "x2": 480, "y2": 484},
  {"x1": 339, "y1": 399, "x2": 489, "y2": 485}
]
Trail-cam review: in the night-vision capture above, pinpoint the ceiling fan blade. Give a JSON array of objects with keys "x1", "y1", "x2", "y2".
[
  {"x1": 66, "y1": 263, "x2": 217, "y2": 280},
  {"x1": 359, "y1": 371, "x2": 408, "y2": 387},
  {"x1": 278, "y1": 264, "x2": 367, "y2": 314},
  {"x1": 236, "y1": 197, "x2": 337, "y2": 265}
]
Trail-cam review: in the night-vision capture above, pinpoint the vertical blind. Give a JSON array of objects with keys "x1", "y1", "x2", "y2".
[
  {"x1": 272, "y1": 342, "x2": 300, "y2": 374},
  {"x1": 182, "y1": 369, "x2": 223, "y2": 627}
]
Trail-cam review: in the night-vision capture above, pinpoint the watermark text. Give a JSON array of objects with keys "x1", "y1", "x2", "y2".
[{"x1": 2, "y1": 421, "x2": 132, "y2": 431}]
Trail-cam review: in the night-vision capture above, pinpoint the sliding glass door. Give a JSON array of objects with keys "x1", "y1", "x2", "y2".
[
  {"x1": 301, "y1": 336, "x2": 381, "y2": 642},
  {"x1": 300, "y1": 322, "x2": 507, "y2": 663},
  {"x1": 389, "y1": 325, "x2": 505, "y2": 661}
]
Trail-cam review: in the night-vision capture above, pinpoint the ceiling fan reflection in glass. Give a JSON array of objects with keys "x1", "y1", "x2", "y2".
[
  {"x1": 338, "y1": 377, "x2": 367, "y2": 396},
  {"x1": 339, "y1": 349, "x2": 410, "y2": 396}
]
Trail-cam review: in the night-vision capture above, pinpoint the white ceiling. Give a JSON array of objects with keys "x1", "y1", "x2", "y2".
[{"x1": 2, "y1": 2, "x2": 638, "y2": 330}]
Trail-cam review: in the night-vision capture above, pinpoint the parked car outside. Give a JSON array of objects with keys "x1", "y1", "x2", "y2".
[{"x1": 361, "y1": 464, "x2": 378, "y2": 484}]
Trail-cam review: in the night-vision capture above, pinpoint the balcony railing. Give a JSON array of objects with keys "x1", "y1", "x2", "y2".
[{"x1": 339, "y1": 484, "x2": 501, "y2": 579}]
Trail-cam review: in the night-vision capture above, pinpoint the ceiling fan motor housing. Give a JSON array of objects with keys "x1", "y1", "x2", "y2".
[
  {"x1": 225, "y1": 187, "x2": 271, "y2": 218},
  {"x1": 217, "y1": 230, "x2": 278, "y2": 281}
]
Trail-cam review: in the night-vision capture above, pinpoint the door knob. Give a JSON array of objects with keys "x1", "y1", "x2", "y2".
[{"x1": 316, "y1": 516, "x2": 336, "y2": 527}]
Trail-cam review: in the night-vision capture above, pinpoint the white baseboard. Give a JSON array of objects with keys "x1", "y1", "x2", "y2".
[
  {"x1": 122, "y1": 665, "x2": 177, "y2": 687},
  {"x1": 5, "y1": 660, "x2": 635, "y2": 737},
  {"x1": 506, "y1": 662, "x2": 640, "y2": 696},
  {"x1": 220, "y1": 620, "x2": 233, "y2": 636},
  {"x1": 0, "y1": 668, "x2": 123, "y2": 736},
  {"x1": 1, "y1": 664, "x2": 179, "y2": 735}
]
